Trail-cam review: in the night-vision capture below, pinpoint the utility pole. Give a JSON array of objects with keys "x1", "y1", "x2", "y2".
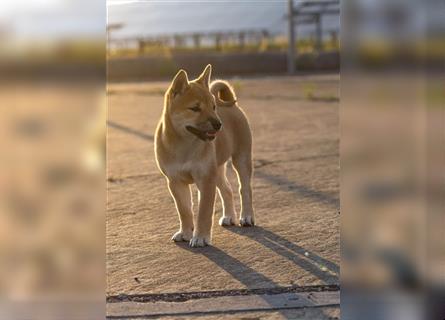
[
  {"x1": 315, "y1": 13, "x2": 322, "y2": 52},
  {"x1": 287, "y1": 0, "x2": 296, "y2": 74}
]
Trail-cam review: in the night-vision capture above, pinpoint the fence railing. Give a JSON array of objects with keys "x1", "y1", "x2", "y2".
[{"x1": 108, "y1": 29, "x2": 272, "y2": 53}]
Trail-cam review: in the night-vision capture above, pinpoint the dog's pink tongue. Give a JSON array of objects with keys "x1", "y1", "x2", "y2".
[{"x1": 206, "y1": 130, "x2": 217, "y2": 136}]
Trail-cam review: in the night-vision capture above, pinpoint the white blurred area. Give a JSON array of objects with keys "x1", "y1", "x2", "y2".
[
  {"x1": 0, "y1": 0, "x2": 105, "y2": 319},
  {"x1": 341, "y1": 0, "x2": 445, "y2": 319}
]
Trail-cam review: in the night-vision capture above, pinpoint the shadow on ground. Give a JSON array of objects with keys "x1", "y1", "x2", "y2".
[
  {"x1": 108, "y1": 120, "x2": 154, "y2": 141},
  {"x1": 227, "y1": 226, "x2": 339, "y2": 279},
  {"x1": 255, "y1": 171, "x2": 339, "y2": 209},
  {"x1": 176, "y1": 226, "x2": 338, "y2": 319},
  {"x1": 179, "y1": 227, "x2": 338, "y2": 287}
]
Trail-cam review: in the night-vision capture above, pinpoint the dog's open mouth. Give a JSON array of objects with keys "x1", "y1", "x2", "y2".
[{"x1": 186, "y1": 126, "x2": 217, "y2": 141}]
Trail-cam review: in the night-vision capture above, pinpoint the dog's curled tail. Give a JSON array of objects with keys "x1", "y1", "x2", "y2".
[{"x1": 210, "y1": 80, "x2": 237, "y2": 107}]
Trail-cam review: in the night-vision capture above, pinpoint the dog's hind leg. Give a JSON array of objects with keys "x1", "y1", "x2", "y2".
[
  {"x1": 168, "y1": 180, "x2": 194, "y2": 242},
  {"x1": 216, "y1": 164, "x2": 237, "y2": 226},
  {"x1": 232, "y1": 153, "x2": 255, "y2": 226}
]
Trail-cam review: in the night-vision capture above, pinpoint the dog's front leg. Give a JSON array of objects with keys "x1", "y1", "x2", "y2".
[
  {"x1": 190, "y1": 175, "x2": 216, "y2": 247},
  {"x1": 168, "y1": 180, "x2": 194, "y2": 242}
]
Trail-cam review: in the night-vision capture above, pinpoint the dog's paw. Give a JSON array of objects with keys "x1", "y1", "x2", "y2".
[
  {"x1": 171, "y1": 230, "x2": 193, "y2": 242},
  {"x1": 219, "y1": 216, "x2": 236, "y2": 226},
  {"x1": 189, "y1": 235, "x2": 211, "y2": 247},
  {"x1": 240, "y1": 216, "x2": 255, "y2": 227}
]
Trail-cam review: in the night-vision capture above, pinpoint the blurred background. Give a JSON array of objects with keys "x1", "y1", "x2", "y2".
[
  {"x1": 0, "y1": 0, "x2": 105, "y2": 319},
  {"x1": 107, "y1": 0, "x2": 340, "y2": 80},
  {"x1": 341, "y1": 0, "x2": 445, "y2": 319}
]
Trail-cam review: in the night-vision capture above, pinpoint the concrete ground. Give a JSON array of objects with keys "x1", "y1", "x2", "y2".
[{"x1": 107, "y1": 74, "x2": 339, "y2": 319}]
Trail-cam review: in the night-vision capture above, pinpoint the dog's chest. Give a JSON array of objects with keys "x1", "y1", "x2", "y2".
[{"x1": 163, "y1": 159, "x2": 207, "y2": 182}]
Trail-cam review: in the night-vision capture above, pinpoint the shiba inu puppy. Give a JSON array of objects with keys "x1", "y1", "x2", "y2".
[{"x1": 154, "y1": 64, "x2": 254, "y2": 247}]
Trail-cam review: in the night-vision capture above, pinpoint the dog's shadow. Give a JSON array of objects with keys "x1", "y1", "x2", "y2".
[
  {"x1": 176, "y1": 226, "x2": 338, "y2": 319},
  {"x1": 177, "y1": 225, "x2": 339, "y2": 288},
  {"x1": 228, "y1": 226, "x2": 339, "y2": 281}
]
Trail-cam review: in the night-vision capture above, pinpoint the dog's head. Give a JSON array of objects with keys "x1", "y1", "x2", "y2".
[{"x1": 165, "y1": 64, "x2": 222, "y2": 141}]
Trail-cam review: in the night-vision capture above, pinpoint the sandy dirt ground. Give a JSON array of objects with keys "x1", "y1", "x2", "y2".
[{"x1": 107, "y1": 74, "x2": 339, "y2": 319}]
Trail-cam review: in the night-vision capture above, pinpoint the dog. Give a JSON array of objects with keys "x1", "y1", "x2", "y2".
[{"x1": 154, "y1": 64, "x2": 255, "y2": 247}]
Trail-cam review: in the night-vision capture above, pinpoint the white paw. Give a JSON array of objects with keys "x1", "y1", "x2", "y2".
[
  {"x1": 219, "y1": 216, "x2": 236, "y2": 226},
  {"x1": 240, "y1": 215, "x2": 255, "y2": 227},
  {"x1": 171, "y1": 230, "x2": 193, "y2": 242},
  {"x1": 189, "y1": 235, "x2": 211, "y2": 247}
]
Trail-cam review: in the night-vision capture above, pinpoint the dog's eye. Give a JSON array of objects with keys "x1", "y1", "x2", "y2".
[{"x1": 189, "y1": 104, "x2": 201, "y2": 112}]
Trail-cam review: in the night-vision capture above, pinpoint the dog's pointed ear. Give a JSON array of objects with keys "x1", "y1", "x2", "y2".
[
  {"x1": 170, "y1": 69, "x2": 189, "y2": 98},
  {"x1": 196, "y1": 64, "x2": 212, "y2": 88}
]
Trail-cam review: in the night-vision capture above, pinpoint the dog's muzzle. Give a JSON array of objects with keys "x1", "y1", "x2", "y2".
[
  {"x1": 209, "y1": 117, "x2": 222, "y2": 131},
  {"x1": 186, "y1": 125, "x2": 218, "y2": 141}
]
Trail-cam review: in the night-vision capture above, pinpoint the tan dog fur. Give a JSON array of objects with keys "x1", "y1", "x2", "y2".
[{"x1": 154, "y1": 64, "x2": 254, "y2": 247}]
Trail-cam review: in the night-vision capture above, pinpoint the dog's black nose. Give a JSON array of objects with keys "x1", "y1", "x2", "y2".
[
  {"x1": 213, "y1": 121, "x2": 222, "y2": 131},
  {"x1": 210, "y1": 118, "x2": 222, "y2": 131}
]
